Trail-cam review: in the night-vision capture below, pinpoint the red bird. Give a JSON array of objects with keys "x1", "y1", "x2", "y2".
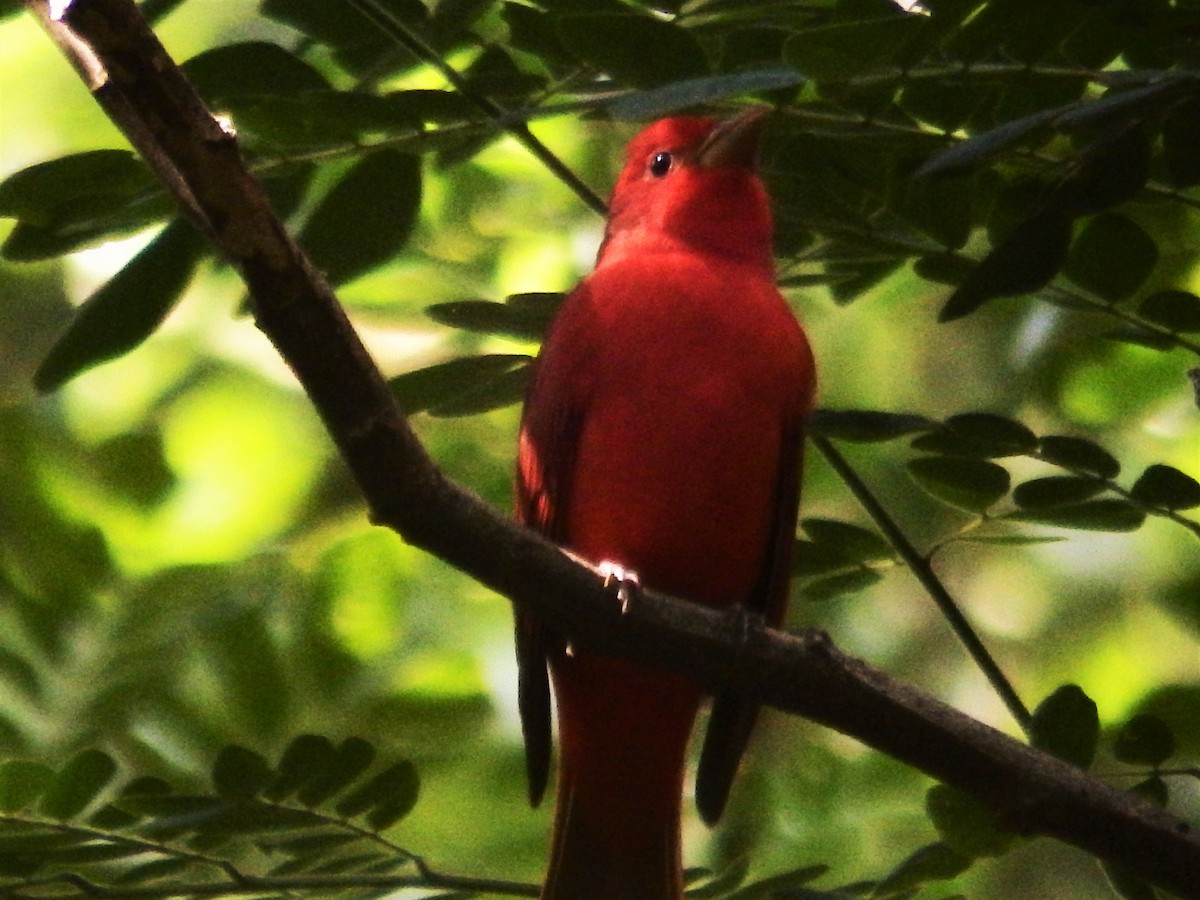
[{"x1": 515, "y1": 109, "x2": 816, "y2": 900}]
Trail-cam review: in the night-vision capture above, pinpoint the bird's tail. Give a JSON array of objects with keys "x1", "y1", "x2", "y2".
[{"x1": 541, "y1": 654, "x2": 701, "y2": 900}]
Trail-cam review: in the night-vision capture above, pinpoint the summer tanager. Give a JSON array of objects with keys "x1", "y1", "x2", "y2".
[{"x1": 515, "y1": 109, "x2": 816, "y2": 900}]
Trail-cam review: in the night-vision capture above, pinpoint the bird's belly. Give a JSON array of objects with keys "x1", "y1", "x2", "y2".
[{"x1": 565, "y1": 384, "x2": 781, "y2": 606}]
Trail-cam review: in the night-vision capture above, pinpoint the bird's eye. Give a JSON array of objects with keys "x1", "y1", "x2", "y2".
[{"x1": 648, "y1": 151, "x2": 673, "y2": 178}]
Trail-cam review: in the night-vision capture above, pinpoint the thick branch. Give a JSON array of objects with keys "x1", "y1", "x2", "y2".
[{"x1": 29, "y1": 1, "x2": 1200, "y2": 895}]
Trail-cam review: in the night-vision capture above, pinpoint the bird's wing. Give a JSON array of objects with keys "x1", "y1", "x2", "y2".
[
  {"x1": 514, "y1": 342, "x2": 586, "y2": 808},
  {"x1": 695, "y1": 417, "x2": 805, "y2": 825}
]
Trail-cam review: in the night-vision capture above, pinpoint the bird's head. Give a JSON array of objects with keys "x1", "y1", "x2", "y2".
[{"x1": 597, "y1": 108, "x2": 774, "y2": 271}]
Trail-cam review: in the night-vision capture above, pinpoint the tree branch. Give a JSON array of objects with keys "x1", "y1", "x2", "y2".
[{"x1": 27, "y1": 1, "x2": 1199, "y2": 895}]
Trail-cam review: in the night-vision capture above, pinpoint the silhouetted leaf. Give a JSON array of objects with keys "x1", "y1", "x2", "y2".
[
  {"x1": 940, "y1": 212, "x2": 1072, "y2": 321},
  {"x1": 911, "y1": 413, "x2": 1038, "y2": 458},
  {"x1": 1137, "y1": 290, "x2": 1200, "y2": 333},
  {"x1": 212, "y1": 746, "x2": 273, "y2": 800},
  {"x1": 801, "y1": 518, "x2": 891, "y2": 563},
  {"x1": 1012, "y1": 476, "x2": 1106, "y2": 509},
  {"x1": 926, "y1": 784, "x2": 1014, "y2": 859},
  {"x1": 809, "y1": 409, "x2": 935, "y2": 442},
  {"x1": 266, "y1": 734, "x2": 336, "y2": 803},
  {"x1": 1030, "y1": 685, "x2": 1099, "y2": 769},
  {"x1": 1162, "y1": 95, "x2": 1200, "y2": 187},
  {"x1": 1056, "y1": 127, "x2": 1152, "y2": 217},
  {"x1": 389, "y1": 354, "x2": 533, "y2": 415},
  {"x1": 35, "y1": 220, "x2": 206, "y2": 392},
  {"x1": 798, "y1": 568, "x2": 883, "y2": 601},
  {"x1": 874, "y1": 842, "x2": 970, "y2": 895},
  {"x1": 426, "y1": 291, "x2": 563, "y2": 341},
  {"x1": 301, "y1": 148, "x2": 422, "y2": 286},
  {"x1": 182, "y1": 40, "x2": 329, "y2": 102},
  {"x1": 907, "y1": 457, "x2": 1010, "y2": 512},
  {"x1": 915, "y1": 107, "x2": 1060, "y2": 178},
  {"x1": 1065, "y1": 213, "x2": 1157, "y2": 303},
  {"x1": 1008, "y1": 499, "x2": 1145, "y2": 532},
  {"x1": 607, "y1": 67, "x2": 804, "y2": 121},
  {"x1": 556, "y1": 13, "x2": 708, "y2": 88},
  {"x1": 334, "y1": 761, "x2": 419, "y2": 828},
  {"x1": 1037, "y1": 435, "x2": 1120, "y2": 479},
  {"x1": 296, "y1": 737, "x2": 375, "y2": 808},
  {"x1": 1113, "y1": 714, "x2": 1176, "y2": 767},
  {"x1": 40, "y1": 749, "x2": 118, "y2": 820},
  {"x1": 784, "y1": 12, "x2": 928, "y2": 82},
  {"x1": 1130, "y1": 464, "x2": 1200, "y2": 511}
]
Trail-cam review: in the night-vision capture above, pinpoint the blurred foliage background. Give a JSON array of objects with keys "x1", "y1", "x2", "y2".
[{"x1": 0, "y1": 0, "x2": 1198, "y2": 897}]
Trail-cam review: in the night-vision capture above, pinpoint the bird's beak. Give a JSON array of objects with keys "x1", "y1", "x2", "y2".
[{"x1": 695, "y1": 107, "x2": 769, "y2": 169}]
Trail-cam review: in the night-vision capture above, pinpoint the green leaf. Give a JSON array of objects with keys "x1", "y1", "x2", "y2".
[
  {"x1": 1030, "y1": 684, "x2": 1099, "y2": 769},
  {"x1": 808, "y1": 409, "x2": 935, "y2": 442},
  {"x1": 300, "y1": 148, "x2": 422, "y2": 287},
  {"x1": 40, "y1": 749, "x2": 118, "y2": 820},
  {"x1": 35, "y1": 220, "x2": 206, "y2": 392},
  {"x1": 606, "y1": 67, "x2": 803, "y2": 121},
  {"x1": 914, "y1": 107, "x2": 1060, "y2": 178},
  {"x1": 874, "y1": 841, "x2": 971, "y2": 895},
  {"x1": 925, "y1": 784, "x2": 1014, "y2": 859},
  {"x1": 783, "y1": 13, "x2": 928, "y2": 82},
  {"x1": 1136, "y1": 289, "x2": 1200, "y2": 333},
  {"x1": 0, "y1": 151, "x2": 171, "y2": 260},
  {"x1": 260, "y1": 0, "x2": 430, "y2": 74},
  {"x1": 1057, "y1": 127, "x2": 1152, "y2": 217},
  {"x1": 801, "y1": 518, "x2": 891, "y2": 564},
  {"x1": 911, "y1": 413, "x2": 1038, "y2": 458},
  {"x1": 389, "y1": 354, "x2": 533, "y2": 415},
  {"x1": 334, "y1": 760, "x2": 419, "y2": 829},
  {"x1": 182, "y1": 40, "x2": 330, "y2": 102},
  {"x1": 1037, "y1": 435, "x2": 1120, "y2": 479},
  {"x1": 1012, "y1": 475, "x2": 1107, "y2": 509},
  {"x1": 1130, "y1": 464, "x2": 1200, "y2": 511},
  {"x1": 907, "y1": 456, "x2": 1011, "y2": 512},
  {"x1": 212, "y1": 745, "x2": 274, "y2": 800},
  {"x1": 798, "y1": 567, "x2": 883, "y2": 601},
  {"x1": 1162, "y1": 95, "x2": 1200, "y2": 187},
  {"x1": 426, "y1": 291, "x2": 563, "y2": 341},
  {"x1": 1113, "y1": 714, "x2": 1176, "y2": 767},
  {"x1": 556, "y1": 13, "x2": 709, "y2": 88},
  {"x1": 266, "y1": 734, "x2": 336, "y2": 802},
  {"x1": 1008, "y1": 498, "x2": 1145, "y2": 532},
  {"x1": 1102, "y1": 863, "x2": 1161, "y2": 900},
  {"x1": 0, "y1": 761, "x2": 54, "y2": 812},
  {"x1": 297, "y1": 737, "x2": 376, "y2": 808},
  {"x1": 939, "y1": 211, "x2": 1073, "y2": 322},
  {"x1": 1064, "y1": 213, "x2": 1158, "y2": 303}
]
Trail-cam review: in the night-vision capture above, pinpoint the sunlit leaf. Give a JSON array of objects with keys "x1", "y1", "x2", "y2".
[{"x1": 1030, "y1": 685, "x2": 1099, "y2": 769}]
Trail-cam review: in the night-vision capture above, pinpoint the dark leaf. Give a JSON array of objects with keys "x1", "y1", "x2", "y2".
[
  {"x1": 300, "y1": 149, "x2": 422, "y2": 287},
  {"x1": 1103, "y1": 325, "x2": 1178, "y2": 351},
  {"x1": 111, "y1": 857, "x2": 192, "y2": 885},
  {"x1": 389, "y1": 354, "x2": 533, "y2": 415},
  {"x1": 911, "y1": 413, "x2": 1038, "y2": 458},
  {"x1": 1056, "y1": 127, "x2": 1152, "y2": 217},
  {"x1": 1162, "y1": 95, "x2": 1200, "y2": 187},
  {"x1": 925, "y1": 784, "x2": 1014, "y2": 859},
  {"x1": 266, "y1": 734, "x2": 336, "y2": 802},
  {"x1": 426, "y1": 292, "x2": 562, "y2": 341},
  {"x1": 260, "y1": 0, "x2": 430, "y2": 74},
  {"x1": 606, "y1": 67, "x2": 804, "y2": 121},
  {"x1": 0, "y1": 761, "x2": 54, "y2": 812},
  {"x1": 219, "y1": 91, "x2": 424, "y2": 153},
  {"x1": 1012, "y1": 476, "x2": 1107, "y2": 509},
  {"x1": 783, "y1": 13, "x2": 928, "y2": 82},
  {"x1": 35, "y1": 220, "x2": 206, "y2": 392},
  {"x1": 556, "y1": 13, "x2": 709, "y2": 88},
  {"x1": 1102, "y1": 863, "x2": 1161, "y2": 900},
  {"x1": 334, "y1": 761, "x2": 419, "y2": 828},
  {"x1": 907, "y1": 456, "x2": 1010, "y2": 512},
  {"x1": 181, "y1": 40, "x2": 329, "y2": 102},
  {"x1": 1137, "y1": 290, "x2": 1200, "y2": 333},
  {"x1": 797, "y1": 567, "x2": 883, "y2": 602},
  {"x1": 212, "y1": 746, "x2": 274, "y2": 800},
  {"x1": 808, "y1": 409, "x2": 935, "y2": 442},
  {"x1": 914, "y1": 107, "x2": 1060, "y2": 178},
  {"x1": 1064, "y1": 213, "x2": 1158, "y2": 303},
  {"x1": 1130, "y1": 464, "x2": 1200, "y2": 511},
  {"x1": 801, "y1": 518, "x2": 891, "y2": 563},
  {"x1": 914, "y1": 253, "x2": 976, "y2": 286},
  {"x1": 1037, "y1": 435, "x2": 1120, "y2": 479},
  {"x1": 296, "y1": 737, "x2": 376, "y2": 808},
  {"x1": 939, "y1": 212, "x2": 1072, "y2": 322},
  {"x1": 1113, "y1": 714, "x2": 1176, "y2": 767},
  {"x1": 428, "y1": 360, "x2": 533, "y2": 416},
  {"x1": 40, "y1": 750, "x2": 118, "y2": 820},
  {"x1": 1030, "y1": 684, "x2": 1100, "y2": 769},
  {"x1": 1129, "y1": 776, "x2": 1169, "y2": 808},
  {"x1": 874, "y1": 842, "x2": 971, "y2": 895},
  {"x1": 718, "y1": 863, "x2": 827, "y2": 899},
  {"x1": 1008, "y1": 499, "x2": 1145, "y2": 532}
]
